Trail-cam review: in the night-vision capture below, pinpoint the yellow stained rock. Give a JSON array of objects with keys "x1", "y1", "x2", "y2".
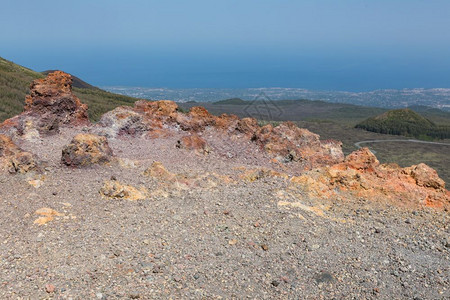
[
  {"x1": 100, "y1": 180, "x2": 147, "y2": 201},
  {"x1": 28, "y1": 179, "x2": 44, "y2": 188},
  {"x1": 33, "y1": 208, "x2": 64, "y2": 225}
]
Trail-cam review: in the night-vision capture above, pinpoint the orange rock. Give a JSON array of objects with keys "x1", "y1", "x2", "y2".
[
  {"x1": 176, "y1": 134, "x2": 210, "y2": 154},
  {"x1": 403, "y1": 163, "x2": 445, "y2": 189},
  {"x1": 34, "y1": 208, "x2": 64, "y2": 225},
  {"x1": 290, "y1": 148, "x2": 449, "y2": 209},
  {"x1": 178, "y1": 106, "x2": 217, "y2": 131},
  {"x1": 0, "y1": 134, "x2": 19, "y2": 156},
  {"x1": 343, "y1": 148, "x2": 379, "y2": 171},
  {"x1": 0, "y1": 134, "x2": 38, "y2": 173},
  {"x1": 135, "y1": 100, "x2": 179, "y2": 118}
]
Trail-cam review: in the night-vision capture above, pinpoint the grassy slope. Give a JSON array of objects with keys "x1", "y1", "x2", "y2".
[{"x1": 0, "y1": 57, "x2": 138, "y2": 122}]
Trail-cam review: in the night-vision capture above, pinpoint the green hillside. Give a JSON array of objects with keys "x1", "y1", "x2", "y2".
[
  {"x1": 0, "y1": 57, "x2": 138, "y2": 122},
  {"x1": 355, "y1": 108, "x2": 450, "y2": 139}
]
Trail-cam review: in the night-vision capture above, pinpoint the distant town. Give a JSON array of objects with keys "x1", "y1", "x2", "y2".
[{"x1": 103, "y1": 87, "x2": 450, "y2": 111}]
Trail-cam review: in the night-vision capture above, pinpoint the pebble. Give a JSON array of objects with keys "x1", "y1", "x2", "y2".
[
  {"x1": 315, "y1": 272, "x2": 335, "y2": 283},
  {"x1": 45, "y1": 284, "x2": 55, "y2": 293}
]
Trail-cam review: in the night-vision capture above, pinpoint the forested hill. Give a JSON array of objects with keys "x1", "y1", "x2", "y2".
[{"x1": 355, "y1": 108, "x2": 450, "y2": 139}]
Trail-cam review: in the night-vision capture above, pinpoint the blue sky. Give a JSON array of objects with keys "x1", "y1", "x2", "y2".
[{"x1": 1, "y1": 0, "x2": 449, "y2": 90}]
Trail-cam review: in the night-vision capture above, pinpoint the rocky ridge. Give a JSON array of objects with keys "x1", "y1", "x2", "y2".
[
  {"x1": 0, "y1": 71, "x2": 448, "y2": 298},
  {"x1": 2, "y1": 71, "x2": 447, "y2": 209}
]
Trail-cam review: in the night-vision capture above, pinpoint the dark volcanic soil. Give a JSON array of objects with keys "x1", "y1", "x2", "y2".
[{"x1": 0, "y1": 128, "x2": 449, "y2": 299}]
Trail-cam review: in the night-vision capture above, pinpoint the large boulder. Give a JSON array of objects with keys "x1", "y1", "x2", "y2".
[{"x1": 61, "y1": 134, "x2": 114, "y2": 167}]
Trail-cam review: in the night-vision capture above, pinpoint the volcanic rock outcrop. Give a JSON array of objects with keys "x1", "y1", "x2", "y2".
[
  {"x1": 0, "y1": 71, "x2": 448, "y2": 210},
  {"x1": 0, "y1": 134, "x2": 37, "y2": 173},
  {"x1": 61, "y1": 133, "x2": 114, "y2": 167},
  {"x1": 290, "y1": 148, "x2": 449, "y2": 208},
  {"x1": 94, "y1": 100, "x2": 343, "y2": 168},
  {"x1": 0, "y1": 71, "x2": 89, "y2": 137}
]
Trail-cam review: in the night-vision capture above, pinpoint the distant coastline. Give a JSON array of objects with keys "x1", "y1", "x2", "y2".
[{"x1": 102, "y1": 86, "x2": 450, "y2": 110}]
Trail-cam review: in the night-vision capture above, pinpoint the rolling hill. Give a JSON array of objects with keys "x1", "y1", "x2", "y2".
[{"x1": 0, "y1": 57, "x2": 138, "y2": 122}]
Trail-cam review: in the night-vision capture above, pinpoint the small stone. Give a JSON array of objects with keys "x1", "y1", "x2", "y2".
[
  {"x1": 223, "y1": 210, "x2": 230, "y2": 215},
  {"x1": 315, "y1": 272, "x2": 335, "y2": 283},
  {"x1": 129, "y1": 292, "x2": 140, "y2": 299},
  {"x1": 229, "y1": 239, "x2": 238, "y2": 245},
  {"x1": 405, "y1": 219, "x2": 412, "y2": 224},
  {"x1": 261, "y1": 244, "x2": 269, "y2": 251},
  {"x1": 311, "y1": 244, "x2": 320, "y2": 250},
  {"x1": 45, "y1": 284, "x2": 55, "y2": 293},
  {"x1": 152, "y1": 265, "x2": 163, "y2": 273},
  {"x1": 193, "y1": 273, "x2": 200, "y2": 280}
]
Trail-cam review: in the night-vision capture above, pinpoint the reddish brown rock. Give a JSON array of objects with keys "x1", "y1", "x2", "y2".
[
  {"x1": 176, "y1": 134, "x2": 210, "y2": 154},
  {"x1": 0, "y1": 71, "x2": 89, "y2": 136},
  {"x1": 134, "y1": 100, "x2": 179, "y2": 119},
  {"x1": 178, "y1": 106, "x2": 217, "y2": 131},
  {"x1": 214, "y1": 114, "x2": 240, "y2": 132},
  {"x1": 0, "y1": 134, "x2": 38, "y2": 173},
  {"x1": 61, "y1": 134, "x2": 114, "y2": 167}
]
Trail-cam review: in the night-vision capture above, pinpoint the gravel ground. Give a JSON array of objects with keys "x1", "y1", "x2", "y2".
[{"x1": 0, "y1": 128, "x2": 449, "y2": 299}]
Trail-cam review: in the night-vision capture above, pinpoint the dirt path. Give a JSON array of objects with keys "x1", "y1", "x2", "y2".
[{"x1": 355, "y1": 139, "x2": 450, "y2": 154}]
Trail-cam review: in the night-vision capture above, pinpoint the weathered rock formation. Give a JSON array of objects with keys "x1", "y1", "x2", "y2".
[
  {"x1": 1, "y1": 71, "x2": 448, "y2": 210},
  {"x1": 0, "y1": 71, "x2": 89, "y2": 137},
  {"x1": 94, "y1": 100, "x2": 343, "y2": 168},
  {"x1": 61, "y1": 134, "x2": 114, "y2": 167},
  {"x1": 0, "y1": 134, "x2": 37, "y2": 173},
  {"x1": 289, "y1": 148, "x2": 449, "y2": 208}
]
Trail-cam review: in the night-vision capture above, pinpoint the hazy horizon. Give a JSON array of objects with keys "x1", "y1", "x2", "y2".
[{"x1": 2, "y1": 0, "x2": 450, "y2": 92}]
